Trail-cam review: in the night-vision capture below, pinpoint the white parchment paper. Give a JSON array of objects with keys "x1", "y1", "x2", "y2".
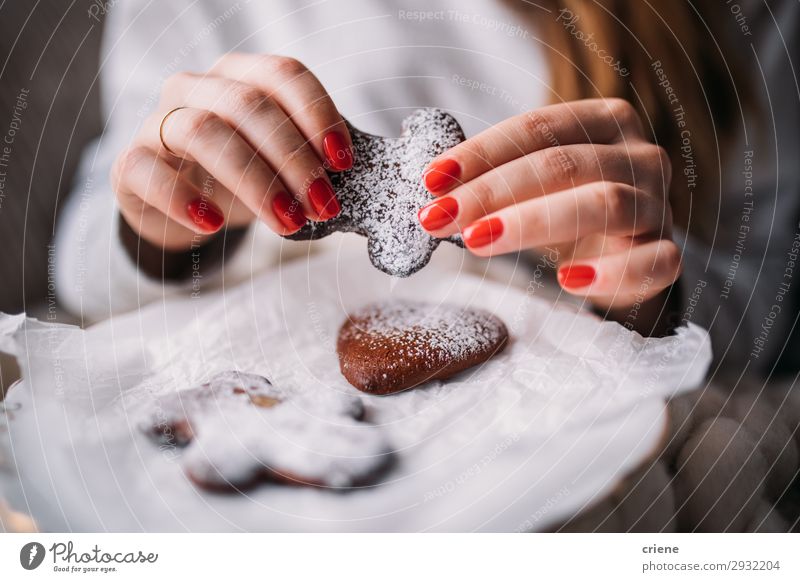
[{"x1": 0, "y1": 250, "x2": 711, "y2": 531}]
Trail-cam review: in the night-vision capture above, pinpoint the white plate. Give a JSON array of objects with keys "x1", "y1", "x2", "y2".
[{"x1": 1, "y1": 249, "x2": 710, "y2": 531}]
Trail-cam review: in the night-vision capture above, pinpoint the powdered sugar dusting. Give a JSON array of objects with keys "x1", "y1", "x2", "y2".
[
  {"x1": 141, "y1": 371, "x2": 390, "y2": 490},
  {"x1": 287, "y1": 109, "x2": 465, "y2": 277},
  {"x1": 185, "y1": 405, "x2": 390, "y2": 489},
  {"x1": 341, "y1": 301, "x2": 507, "y2": 370}
]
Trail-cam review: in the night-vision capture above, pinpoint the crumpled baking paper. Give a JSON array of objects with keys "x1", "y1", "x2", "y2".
[{"x1": 0, "y1": 250, "x2": 711, "y2": 531}]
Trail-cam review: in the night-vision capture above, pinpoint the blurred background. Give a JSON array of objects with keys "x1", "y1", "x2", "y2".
[{"x1": 0, "y1": 1, "x2": 104, "y2": 396}]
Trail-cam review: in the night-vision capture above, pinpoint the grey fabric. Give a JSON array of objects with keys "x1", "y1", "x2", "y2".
[
  {"x1": 0, "y1": 1, "x2": 103, "y2": 314},
  {"x1": 558, "y1": 380, "x2": 800, "y2": 532}
]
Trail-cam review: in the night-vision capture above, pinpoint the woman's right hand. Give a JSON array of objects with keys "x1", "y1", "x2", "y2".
[{"x1": 111, "y1": 53, "x2": 353, "y2": 251}]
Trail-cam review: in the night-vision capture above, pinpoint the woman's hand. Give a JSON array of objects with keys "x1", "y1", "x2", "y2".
[
  {"x1": 111, "y1": 53, "x2": 353, "y2": 251},
  {"x1": 418, "y1": 98, "x2": 681, "y2": 315}
]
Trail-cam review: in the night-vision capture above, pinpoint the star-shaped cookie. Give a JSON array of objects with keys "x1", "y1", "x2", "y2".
[{"x1": 285, "y1": 108, "x2": 466, "y2": 277}]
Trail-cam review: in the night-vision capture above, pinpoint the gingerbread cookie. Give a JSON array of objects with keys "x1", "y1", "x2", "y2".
[
  {"x1": 285, "y1": 109, "x2": 466, "y2": 277},
  {"x1": 142, "y1": 371, "x2": 391, "y2": 491},
  {"x1": 337, "y1": 301, "x2": 508, "y2": 395}
]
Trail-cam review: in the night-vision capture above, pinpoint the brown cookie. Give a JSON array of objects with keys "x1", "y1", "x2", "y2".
[
  {"x1": 284, "y1": 109, "x2": 465, "y2": 277},
  {"x1": 141, "y1": 371, "x2": 392, "y2": 491},
  {"x1": 145, "y1": 371, "x2": 284, "y2": 449},
  {"x1": 337, "y1": 301, "x2": 508, "y2": 395}
]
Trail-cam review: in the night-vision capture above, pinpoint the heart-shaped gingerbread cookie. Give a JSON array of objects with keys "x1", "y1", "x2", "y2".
[{"x1": 337, "y1": 301, "x2": 508, "y2": 395}]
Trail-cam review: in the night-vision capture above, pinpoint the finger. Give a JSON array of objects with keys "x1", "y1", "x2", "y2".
[
  {"x1": 423, "y1": 98, "x2": 645, "y2": 195},
  {"x1": 161, "y1": 73, "x2": 339, "y2": 220},
  {"x1": 178, "y1": 167, "x2": 255, "y2": 228},
  {"x1": 419, "y1": 144, "x2": 668, "y2": 237},
  {"x1": 456, "y1": 182, "x2": 665, "y2": 256},
  {"x1": 141, "y1": 107, "x2": 307, "y2": 235},
  {"x1": 210, "y1": 53, "x2": 353, "y2": 171},
  {"x1": 557, "y1": 239, "x2": 683, "y2": 303},
  {"x1": 112, "y1": 146, "x2": 226, "y2": 242}
]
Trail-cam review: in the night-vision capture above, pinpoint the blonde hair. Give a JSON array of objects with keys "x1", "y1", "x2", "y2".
[{"x1": 509, "y1": 0, "x2": 751, "y2": 239}]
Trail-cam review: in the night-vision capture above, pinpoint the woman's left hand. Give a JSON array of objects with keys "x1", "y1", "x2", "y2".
[{"x1": 418, "y1": 98, "x2": 681, "y2": 312}]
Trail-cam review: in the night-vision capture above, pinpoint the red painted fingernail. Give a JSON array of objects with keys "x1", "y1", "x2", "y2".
[
  {"x1": 186, "y1": 197, "x2": 224, "y2": 233},
  {"x1": 557, "y1": 265, "x2": 597, "y2": 289},
  {"x1": 423, "y1": 158, "x2": 461, "y2": 193},
  {"x1": 418, "y1": 196, "x2": 459, "y2": 231},
  {"x1": 322, "y1": 131, "x2": 353, "y2": 171},
  {"x1": 272, "y1": 191, "x2": 307, "y2": 232},
  {"x1": 463, "y1": 217, "x2": 503, "y2": 248},
  {"x1": 308, "y1": 178, "x2": 340, "y2": 220}
]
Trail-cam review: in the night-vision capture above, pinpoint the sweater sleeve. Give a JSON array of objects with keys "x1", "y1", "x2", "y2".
[{"x1": 54, "y1": 0, "x2": 277, "y2": 323}]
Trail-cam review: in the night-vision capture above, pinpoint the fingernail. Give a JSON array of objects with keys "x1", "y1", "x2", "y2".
[
  {"x1": 308, "y1": 178, "x2": 340, "y2": 220},
  {"x1": 418, "y1": 196, "x2": 459, "y2": 231},
  {"x1": 322, "y1": 131, "x2": 353, "y2": 171},
  {"x1": 557, "y1": 265, "x2": 597, "y2": 289},
  {"x1": 187, "y1": 197, "x2": 224, "y2": 233},
  {"x1": 463, "y1": 217, "x2": 503, "y2": 248},
  {"x1": 272, "y1": 191, "x2": 307, "y2": 232},
  {"x1": 423, "y1": 158, "x2": 461, "y2": 193}
]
